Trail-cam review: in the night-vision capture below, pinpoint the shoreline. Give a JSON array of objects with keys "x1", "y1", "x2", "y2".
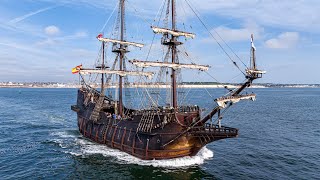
[{"x1": 0, "y1": 84, "x2": 319, "y2": 89}]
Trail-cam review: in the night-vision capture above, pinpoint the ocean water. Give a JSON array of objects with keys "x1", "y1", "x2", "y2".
[{"x1": 0, "y1": 88, "x2": 319, "y2": 179}]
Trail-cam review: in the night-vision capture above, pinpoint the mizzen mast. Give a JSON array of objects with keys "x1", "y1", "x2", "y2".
[
  {"x1": 94, "y1": 0, "x2": 146, "y2": 117},
  {"x1": 101, "y1": 41, "x2": 105, "y2": 93}
]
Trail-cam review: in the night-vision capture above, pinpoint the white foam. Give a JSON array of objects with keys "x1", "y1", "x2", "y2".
[
  {"x1": 52, "y1": 130, "x2": 214, "y2": 167},
  {"x1": 50, "y1": 131, "x2": 80, "y2": 149},
  {"x1": 50, "y1": 131, "x2": 79, "y2": 138},
  {"x1": 76, "y1": 138, "x2": 214, "y2": 167}
]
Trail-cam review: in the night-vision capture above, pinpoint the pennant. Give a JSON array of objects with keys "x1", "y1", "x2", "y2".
[
  {"x1": 96, "y1": 33, "x2": 103, "y2": 39},
  {"x1": 251, "y1": 34, "x2": 256, "y2": 51}
]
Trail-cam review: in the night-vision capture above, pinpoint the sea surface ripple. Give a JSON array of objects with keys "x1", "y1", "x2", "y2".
[{"x1": 0, "y1": 88, "x2": 319, "y2": 179}]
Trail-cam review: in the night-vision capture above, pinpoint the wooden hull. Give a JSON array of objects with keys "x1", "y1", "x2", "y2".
[
  {"x1": 77, "y1": 116, "x2": 200, "y2": 160},
  {"x1": 73, "y1": 88, "x2": 239, "y2": 160}
]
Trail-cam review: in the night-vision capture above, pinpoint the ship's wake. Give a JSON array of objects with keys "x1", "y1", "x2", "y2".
[{"x1": 50, "y1": 130, "x2": 214, "y2": 168}]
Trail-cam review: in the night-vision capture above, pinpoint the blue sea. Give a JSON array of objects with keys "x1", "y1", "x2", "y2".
[{"x1": 0, "y1": 88, "x2": 319, "y2": 179}]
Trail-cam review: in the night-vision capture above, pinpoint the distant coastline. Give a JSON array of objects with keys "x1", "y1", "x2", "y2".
[{"x1": 1, "y1": 82, "x2": 319, "y2": 88}]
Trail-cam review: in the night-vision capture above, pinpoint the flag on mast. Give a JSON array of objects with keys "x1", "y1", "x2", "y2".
[
  {"x1": 72, "y1": 64, "x2": 82, "y2": 74},
  {"x1": 251, "y1": 34, "x2": 256, "y2": 51}
]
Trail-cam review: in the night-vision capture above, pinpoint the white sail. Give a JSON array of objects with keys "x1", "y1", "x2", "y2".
[
  {"x1": 151, "y1": 26, "x2": 195, "y2": 39},
  {"x1": 215, "y1": 94, "x2": 256, "y2": 108},
  {"x1": 97, "y1": 37, "x2": 144, "y2": 48},
  {"x1": 79, "y1": 69, "x2": 154, "y2": 79},
  {"x1": 129, "y1": 60, "x2": 210, "y2": 71}
]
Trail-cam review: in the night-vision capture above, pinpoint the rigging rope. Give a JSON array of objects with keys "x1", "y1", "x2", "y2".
[
  {"x1": 100, "y1": 3, "x2": 118, "y2": 32},
  {"x1": 146, "y1": 0, "x2": 167, "y2": 61},
  {"x1": 126, "y1": 0, "x2": 153, "y2": 26},
  {"x1": 179, "y1": 45, "x2": 223, "y2": 85},
  {"x1": 184, "y1": 0, "x2": 246, "y2": 76}
]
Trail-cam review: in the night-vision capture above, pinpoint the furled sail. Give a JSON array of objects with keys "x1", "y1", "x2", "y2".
[
  {"x1": 129, "y1": 59, "x2": 209, "y2": 71},
  {"x1": 97, "y1": 34, "x2": 144, "y2": 48},
  {"x1": 246, "y1": 69, "x2": 266, "y2": 74},
  {"x1": 215, "y1": 94, "x2": 256, "y2": 108},
  {"x1": 151, "y1": 26, "x2": 195, "y2": 39},
  {"x1": 79, "y1": 69, "x2": 154, "y2": 79}
]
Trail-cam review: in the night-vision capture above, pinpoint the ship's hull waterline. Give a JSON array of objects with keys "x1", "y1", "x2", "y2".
[{"x1": 72, "y1": 88, "x2": 239, "y2": 160}]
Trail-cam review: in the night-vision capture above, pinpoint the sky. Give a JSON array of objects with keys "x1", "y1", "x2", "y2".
[{"x1": 0, "y1": 0, "x2": 319, "y2": 84}]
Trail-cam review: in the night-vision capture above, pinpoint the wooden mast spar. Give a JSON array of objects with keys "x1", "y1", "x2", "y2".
[
  {"x1": 171, "y1": 0, "x2": 177, "y2": 109},
  {"x1": 119, "y1": 0, "x2": 125, "y2": 117},
  {"x1": 101, "y1": 42, "x2": 105, "y2": 93}
]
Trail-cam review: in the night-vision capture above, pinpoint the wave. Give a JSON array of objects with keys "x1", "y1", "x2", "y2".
[
  {"x1": 76, "y1": 139, "x2": 213, "y2": 167},
  {"x1": 52, "y1": 130, "x2": 214, "y2": 167}
]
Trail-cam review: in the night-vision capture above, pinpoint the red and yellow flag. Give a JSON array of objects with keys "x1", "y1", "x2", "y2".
[{"x1": 72, "y1": 64, "x2": 82, "y2": 74}]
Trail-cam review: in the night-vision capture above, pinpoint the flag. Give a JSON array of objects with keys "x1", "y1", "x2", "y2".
[
  {"x1": 251, "y1": 34, "x2": 256, "y2": 51},
  {"x1": 96, "y1": 33, "x2": 103, "y2": 39},
  {"x1": 72, "y1": 64, "x2": 82, "y2": 74}
]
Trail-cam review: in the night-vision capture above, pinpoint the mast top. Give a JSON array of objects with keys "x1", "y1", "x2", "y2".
[{"x1": 246, "y1": 34, "x2": 266, "y2": 79}]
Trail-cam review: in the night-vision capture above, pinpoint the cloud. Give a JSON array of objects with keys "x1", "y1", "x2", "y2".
[
  {"x1": 211, "y1": 22, "x2": 263, "y2": 42},
  {"x1": 26, "y1": 0, "x2": 320, "y2": 33},
  {"x1": 44, "y1": 25, "x2": 60, "y2": 36},
  {"x1": 73, "y1": 31, "x2": 87, "y2": 37},
  {"x1": 67, "y1": 49, "x2": 96, "y2": 59},
  {"x1": 0, "y1": 42, "x2": 53, "y2": 55},
  {"x1": 35, "y1": 31, "x2": 88, "y2": 46},
  {"x1": 265, "y1": 32, "x2": 299, "y2": 49},
  {"x1": 9, "y1": 5, "x2": 58, "y2": 24},
  {"x1": 188, "y1": 0, "x2": 320, "y2": 32}
]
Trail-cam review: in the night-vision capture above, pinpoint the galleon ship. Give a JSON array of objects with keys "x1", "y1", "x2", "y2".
[{"x1": 71, "y1": 0, "x2": 265, "y2": 160}]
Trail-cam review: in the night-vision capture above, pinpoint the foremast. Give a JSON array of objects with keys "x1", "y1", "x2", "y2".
[
  {"x1": 162, "y1": 34, "x2": 266, "y2": 148},
  {"x1": 200, "y1": 34, "x2": 266, "y2": 125}
]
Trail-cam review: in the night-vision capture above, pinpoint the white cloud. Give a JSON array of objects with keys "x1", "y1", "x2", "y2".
[
  {"x1": 188, "y1": 0, "x2": 320, "y2": 32},
  {"x1": 33, "y1": 0, "x2": 320, "y2": 33},
  {"x1": 44, "y1": 25, "x2": 60, "y2": 36},
  {"x1": 265, "y1": 32, "x2": 299, "y2": 49},
  {"x1": 35, "y1": 38, "x2": 56, "y2": 46},
  {"x1": 211, "y1": 22, "x2": 263, "y2": 42},
  {"x1": 9, "y1": 5, "x2": 58, "y2": 24},
  {"x1": 36, "y1": 31, "x2": 88, "y2": 46}
]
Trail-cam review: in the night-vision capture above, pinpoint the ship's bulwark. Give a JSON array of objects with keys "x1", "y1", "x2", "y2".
[{"x1": 72, "y1": 88, "x2": 239, "y2": 160}]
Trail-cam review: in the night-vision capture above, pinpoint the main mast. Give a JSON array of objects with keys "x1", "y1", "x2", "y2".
[
  {"x1": 119, "y1": 0, "x2": 125, "y2": 116},
  {"x1": 171, "y1": 0, "x2": 177, "y2": 109}
]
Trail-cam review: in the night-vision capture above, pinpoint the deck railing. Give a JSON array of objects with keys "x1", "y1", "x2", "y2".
[{"x1": 191, "y1": 124, "x2": 238, "y2": 135}]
